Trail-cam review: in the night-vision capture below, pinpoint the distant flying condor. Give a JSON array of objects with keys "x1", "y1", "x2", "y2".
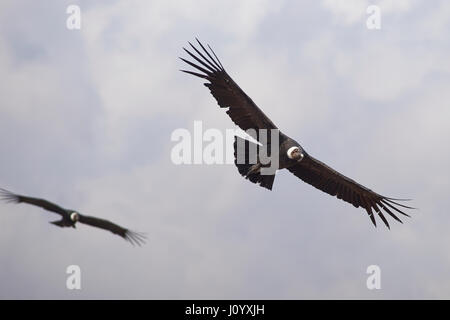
[
  {"x1": 180, "y1": 39, "x2": 414, "y2": 228},
  {"x1": 0, "y1": 188, "x2": 146, "y2": 245}
]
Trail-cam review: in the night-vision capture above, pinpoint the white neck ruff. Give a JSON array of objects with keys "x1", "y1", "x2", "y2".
[{"x1": 287, "y1": 146, "x2": 299, "y2": 159}]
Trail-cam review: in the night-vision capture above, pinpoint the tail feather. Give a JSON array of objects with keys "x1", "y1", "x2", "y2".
[
  {"x1": 233, "y1": 136, "x2": 275, "y2": 190},
  {"x1": 50, "y1": 219, "x2": 68, "y2": 228}
]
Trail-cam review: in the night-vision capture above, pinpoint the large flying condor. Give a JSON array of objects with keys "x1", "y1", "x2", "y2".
[
  {"x1": 0, "y1": 188, "x2": 146, "y2": 245},
  {"x1": 180, "y1": 39, "x2": 414, "y2": 229}
]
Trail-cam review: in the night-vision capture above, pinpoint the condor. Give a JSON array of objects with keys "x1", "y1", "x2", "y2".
[
  {"x1": 0, "y1": 188, "x2": 146, "y2": 245},
  {"x1": 180, "y1": 39, "x2": 414, "y2": 229}
]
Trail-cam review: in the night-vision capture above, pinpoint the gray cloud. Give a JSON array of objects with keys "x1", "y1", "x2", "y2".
[{"x1": 0, "y1": 0, "x2": 449, "y2": 299}]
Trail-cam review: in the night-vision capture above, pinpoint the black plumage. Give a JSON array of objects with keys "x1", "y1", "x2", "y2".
[
  {"x1": 0, "y1": 188, "x2": 146, "y2": 245},
  {"x1": 181, "y1": 39, "x2": 414, "y2": 229}
]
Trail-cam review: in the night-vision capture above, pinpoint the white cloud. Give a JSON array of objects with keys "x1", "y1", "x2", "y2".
[
  {"x1": 322, "y1": 0, "x2": 368, "y2": 25},
  {"x1": 78, "y1": 0, "x2": 281, "y2": 158},
  {"x1": 333, "y1": 43, "x2": 433, "y2": 101}
]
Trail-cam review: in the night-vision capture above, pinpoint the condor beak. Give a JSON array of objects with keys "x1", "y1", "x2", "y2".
[
  {"x1": 292, "y1": 150, "x2": 304, "y2": 160},
  {"x1": 290, "y1": 150, "x2": 304, "y2": 161}
]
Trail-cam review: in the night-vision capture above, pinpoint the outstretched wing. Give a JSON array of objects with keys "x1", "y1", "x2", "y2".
[
  {"x1": 0, "y1": 188, "x2": 67, "y2": 216},
  {"x1": 287, "y1": 155, "x2": 413, "y2": 228},
  {"x1": 78, "y1": 214, "x2": 146, "y2": 246},
  {"x1": 180, "y1": 39, "x2": 278, "y2": 136}
]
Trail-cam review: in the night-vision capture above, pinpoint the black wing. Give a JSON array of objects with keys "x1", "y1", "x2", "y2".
[
  {"x1": 180, "y1": 39, "x2": 278, "y2": 136},
  {"x1": 287, "y1": 155, "x2": 413, "y2": 228},
  {"x1": 0, "y1": 188, "x2": 67, "y2": 216},
  {"x1": 78, "y1": 214, "x2": 146, "y2": 246}
]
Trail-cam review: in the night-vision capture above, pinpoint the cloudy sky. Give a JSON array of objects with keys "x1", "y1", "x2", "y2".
[{"x1": 0, "y1": 0, "x2": 449, "y2": 299}]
